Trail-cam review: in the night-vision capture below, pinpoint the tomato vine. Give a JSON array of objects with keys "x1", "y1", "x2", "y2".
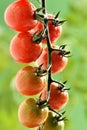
[
  {"x1": 4, "y1": 0, "x2": 71, "y2": 129},
  {"x1": 35, "y1": 0, "x2": 70, "y2": 104}
]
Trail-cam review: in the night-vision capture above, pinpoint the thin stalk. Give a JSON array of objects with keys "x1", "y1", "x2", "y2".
[{"x1": 41, "y1": 0, "x2": 52, "y2": 102}]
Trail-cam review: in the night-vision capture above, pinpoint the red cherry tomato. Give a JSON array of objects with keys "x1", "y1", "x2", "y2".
[
  {"x1": 10, "y1": 32, "x2": 42, "y2": 63},
  {"x1": 41, "y1": 82, "x2": 69, "y2": 110},
  {"x1": 15, "y1": 66, "x2": 47, "y2": 96},
  {"x1": 37, "y1": 46, "x2": 68, "y2": 74},
  {"x1": 4, "y1": 0, "x2": 38, "y2": 32},
  {"x1": 18, "y1": 98, "x2": 48, "y2": 128}
]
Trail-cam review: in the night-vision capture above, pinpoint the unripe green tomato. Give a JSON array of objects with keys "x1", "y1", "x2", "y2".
[{"x1": 44, "y1": 112, "x2": 64, "y2": 130}]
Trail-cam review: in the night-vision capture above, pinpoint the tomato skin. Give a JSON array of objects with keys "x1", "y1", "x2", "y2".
[
  {"x1": 10, "y1": 32, "x2": 42, "y2": 63},
  {"x1": 4, "y1": 0, "x2": 38, "y2": 32},
  {"x1": 31, "y1": 14, "x2": 62, "y2": 44},
  {"x1": 15, "y1": 66, "x2": 47, "y2": 96},
  {"x1": 18, "y1": 98, "x2": 48, "y2": 128},
  {"x1": 37, "y1": 46, "x2": 68, "y2": 74},
  {"x1": 44, "y1": 112, "x2": 64, "y2": 130},
  {"x1": 41, "y1": 83, "x2": 69, "y2": 110}
]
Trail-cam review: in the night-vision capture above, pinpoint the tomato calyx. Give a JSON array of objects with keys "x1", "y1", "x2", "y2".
[
  {"x1": 48, "y1": 11, "x2": 66, "y2": 27},
  {"x1": 58, "y1": 81, "x2": 70, "y2": 92},
  {"x1": 59, "y1": 50, "x2": 71, "y2": 58},
  {"x1": 36, "y1": 64, "x2": 52, "y2": 76},
  {"x1": 37, "y1": 100, "x2": 48, "y2": 108},
  {"x1": 52, "y1": 44, "x2": 71, "y2": 58},
  {"x1": 37, "y1": 95, "x2": 48, "y2": 108},
  {"x1": 34, "y1": 8, "x2": 47, "y2": 44},
  {"x1": 54, "y1": 114, "x2": 66, "y2": 122},
  {"x1": 34, "y1": 7, "x2": 45, "y2": 23},
  {"x1": 52, "y1": 79, "x2": 70, "y2": 92},
  {"x1": 35, "y1": 9, "x2": 66, "y2": 27},
  {"x1": 55, "y1": 11, "x2": 61, "y2": 19},
  {"x1": 52, "y1": 19, "x2": 66, "y2": 27},
  {"x1": 32, "y1": 29, "x2": 46, "y2": 44}
]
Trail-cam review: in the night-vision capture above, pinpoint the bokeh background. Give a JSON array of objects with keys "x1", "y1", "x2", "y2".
[{"x1": 0, "y1": 0, "x2": 87, "y2": 130}]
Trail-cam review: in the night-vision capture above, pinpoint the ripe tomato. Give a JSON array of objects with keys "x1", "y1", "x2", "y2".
[
  {"x1": 10, "y1": 32, "x2": 42, "y2": 63},
  {"x1": 41, "y1": 82, "x2": 69, "y2": 110},
  {"x1": 31, "y1": 14, "x2": 62, "y2": 44},
  {"x1": 4, "y1": 0, "x2": 38, "y2": 32},
  {"x1": 44, "y1": 111, "x2": 64, "y2": 130},
  {"x1": 37, "y1": 46, "x2": 68, "y2": 74},
  {"x1": 18, "y1": 98, "x2": 48, "y2": 128},
  {"x1": 15, "y1": 66, "x2": 47, "y2": 96}
]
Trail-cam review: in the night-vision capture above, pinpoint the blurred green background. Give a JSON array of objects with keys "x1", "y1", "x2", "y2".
[{"x1": 0, "y1": 0, "x2": 87, "y2": 130}]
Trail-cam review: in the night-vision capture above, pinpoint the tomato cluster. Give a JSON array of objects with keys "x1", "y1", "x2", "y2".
[{"x1": 4, "y1": 0, "x2": 70, "y2": 130}]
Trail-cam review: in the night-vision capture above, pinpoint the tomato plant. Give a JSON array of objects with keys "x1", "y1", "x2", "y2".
[
  {"x1": 18, "y1": 98, "x2": 48, "y2": 128},
  {"x1": 41, "y1": 82, "x2": 69, "y2": 110},
  {"x1": 4, "y1": 0, "x2": 38, "y2": 32},
  {"x1": 15, "y1": 66, "x2": 47, "y2": 96},
  {"x1": 37, "y1": 46, "x2": 68, "y2": 74},
  {"x1": 10, "y1": 32, "x2": 42, "y2": 63}
]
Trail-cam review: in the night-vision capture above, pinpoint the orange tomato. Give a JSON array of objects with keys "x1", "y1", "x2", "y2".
[
  {"x1": 18, "y1": 98, "x2": 48, "y2": 128},
  {"x1": 15, "y1": 66, "x2": 47, "y2": 96}
]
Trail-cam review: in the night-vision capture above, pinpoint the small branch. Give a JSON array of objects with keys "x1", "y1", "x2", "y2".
[{"x1": 49, "y1": 106, "x2": 63, "y2": 117}]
